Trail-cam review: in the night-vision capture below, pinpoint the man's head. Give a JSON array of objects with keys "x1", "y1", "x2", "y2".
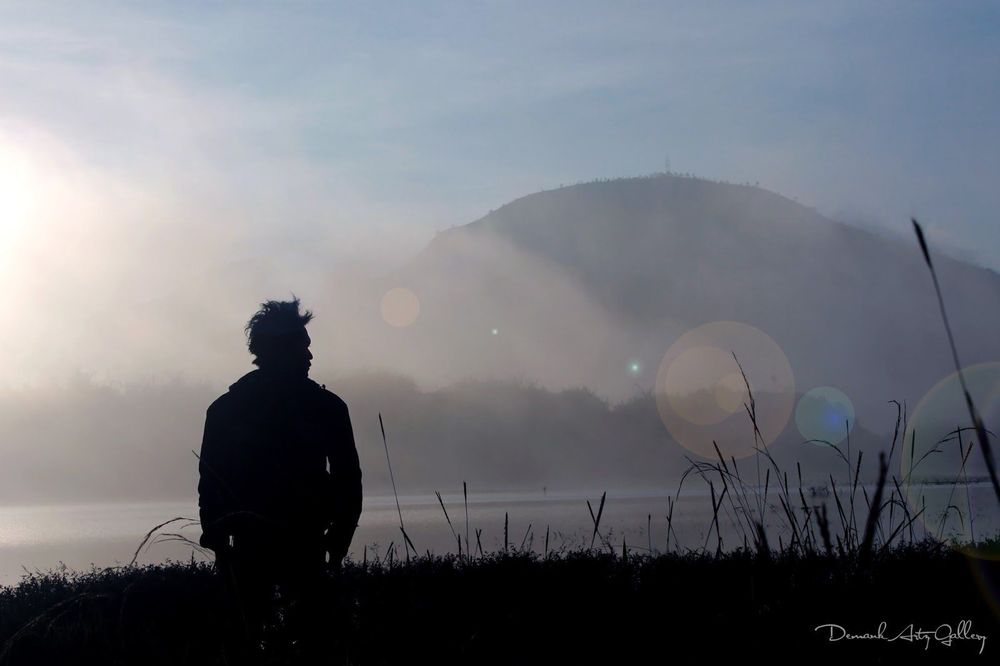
[{"x1": 244, "y1": 295, "x2": 314, "y2": 378}]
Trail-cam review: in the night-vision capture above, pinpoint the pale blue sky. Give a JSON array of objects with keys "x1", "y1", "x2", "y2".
[
  {"x1": 1, "y1": 1, "x2": 999, "y2": 387},
  {"x1": 1, "y1": 1, "x2": 998, "y2": 266}
]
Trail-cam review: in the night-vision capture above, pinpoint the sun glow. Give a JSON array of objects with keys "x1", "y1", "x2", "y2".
[{"x1": 0, "y1": 141, "x2": 39, "y2": 263}]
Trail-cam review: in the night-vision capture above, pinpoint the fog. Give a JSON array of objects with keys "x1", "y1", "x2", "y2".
[
  {"x1": 3, "y1": 132, "x2": 999, "y2": 504},
  {"x1": 1, "y1": 3, "x2": 999, "y2": 506},
  {"x1": 2, "y1": 172, "x2": 999, "y2": 505}
]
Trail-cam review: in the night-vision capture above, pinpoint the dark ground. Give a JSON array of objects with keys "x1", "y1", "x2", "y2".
[{"x1": 1, "y1": 536, "x2": 998, "y2": 665}]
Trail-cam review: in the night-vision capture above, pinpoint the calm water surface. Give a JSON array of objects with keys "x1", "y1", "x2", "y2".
[{"x1": 2, "y1": 485, "x2": 997, "y2": 586}]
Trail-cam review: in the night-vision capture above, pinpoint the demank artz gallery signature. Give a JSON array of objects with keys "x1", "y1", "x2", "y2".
[{"x1": 815, "y1": 620, "x2": 988, "y2": 655}]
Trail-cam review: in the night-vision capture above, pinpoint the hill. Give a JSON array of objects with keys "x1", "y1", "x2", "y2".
[{"x1": 380, "y1": 173, "x2": 1000, "y2": 433}]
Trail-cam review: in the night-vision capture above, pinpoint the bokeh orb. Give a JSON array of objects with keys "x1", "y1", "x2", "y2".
[
  {"x1": 654, "y1": 321, "x2": 795, "y2": 459},
  {"x1": 380, "y1": 287, "x2": 421, "y2": 328},
  {"x1": 899, "y1": 361, "x2": 1000, "y2": 562},
  {"x1": 796, "y1": 386, "x2": 855, "y2": 445}
]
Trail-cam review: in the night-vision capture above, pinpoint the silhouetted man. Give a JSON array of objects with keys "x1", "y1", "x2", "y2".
[{"x1": 197, "y1": 296, "x2": 362, "y2": 664}]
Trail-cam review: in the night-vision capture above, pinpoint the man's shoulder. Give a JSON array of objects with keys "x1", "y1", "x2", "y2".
[
  {"x1": 204, "y1": 373, "x2": 349, "y2": 416},
  {"x1": 204, "y1": 393, "x2": 236, "y2": 422},
  {"x1": 204, "y1": 372, "x2": 260, "y2": 419},
  {"x1": 207, "y1": 391, "x2": 231, "y2": 411},
  {"x1": 308, "y1": 380, "x2": 349, "y2": 412},
  {"x1": 205, "y1": 371, "x2": 258, "y2": 412}
]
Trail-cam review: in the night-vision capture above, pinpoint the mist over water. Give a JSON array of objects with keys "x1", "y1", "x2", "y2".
[
  {"x1": 4, "y1": 483, "x2": 998, "y2": 587},
  {"x1": 2, "y1": 177, "x2": 999, "y2": 510},
  {"x1": 2, "y1": 3, "x2": 999, "y2": 586}
]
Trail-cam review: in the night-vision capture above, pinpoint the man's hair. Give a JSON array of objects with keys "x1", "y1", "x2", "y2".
[{"x1": 244, "y1": 294, "x2": 314, "y2": 366}]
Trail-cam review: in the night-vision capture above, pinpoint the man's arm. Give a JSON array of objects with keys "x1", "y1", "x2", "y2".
[
  {"x1": 197, "y1": 403, "x2": 234, "y2": 551},
  {"x1": 325, "y1": 399, "x2": 363, "y2": 564}
]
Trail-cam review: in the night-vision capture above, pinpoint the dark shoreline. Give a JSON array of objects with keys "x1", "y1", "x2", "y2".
[{"x1": 2, "y1": 535, "x2": 999, "y2": 665}]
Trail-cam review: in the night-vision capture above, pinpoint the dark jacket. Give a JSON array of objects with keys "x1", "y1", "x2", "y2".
[{"x1": 196, "y1": 369, "x2": 362, "y2": 561}]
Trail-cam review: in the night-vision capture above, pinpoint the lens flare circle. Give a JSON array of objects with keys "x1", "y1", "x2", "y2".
[
  {"x1": 900, "y1": 361, "x2": 1000, "y2": 562},
  {"x1": 655, "y1": 321, "x2": 795, "y2": 459},
  {"x1": 380, "y1": 287, "x2": 421, "y2": 328},
  {"x1": 796, "y1": 386, "x2": 855, "y2": 445}
]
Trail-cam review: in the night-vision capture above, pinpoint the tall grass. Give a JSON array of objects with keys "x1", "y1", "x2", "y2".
[{"x1": 912, "y1": 218, "x2": 1000, "y2": 505}]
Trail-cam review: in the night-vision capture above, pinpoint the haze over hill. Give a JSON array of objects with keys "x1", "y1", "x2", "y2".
[
  {"x1": 1, "y1": 173, "x2": 997, "y2": 503},
  {"x1": 376, "y1": 173, "x2": 1000, "y2": 421}
]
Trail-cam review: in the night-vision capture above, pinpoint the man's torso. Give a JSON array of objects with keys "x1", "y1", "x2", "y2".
[{"x1": 202, "y1": 370, "x2": 347, "y2": 546}]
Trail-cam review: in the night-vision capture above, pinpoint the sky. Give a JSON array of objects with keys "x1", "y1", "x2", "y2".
[{"x1": 1, "y1": 1, "x2": 999, "y2": 389}]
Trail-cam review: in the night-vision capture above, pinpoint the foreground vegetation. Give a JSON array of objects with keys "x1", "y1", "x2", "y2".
[{"x1": 1, "y1": 535, "x2": 999, "y2": 665}]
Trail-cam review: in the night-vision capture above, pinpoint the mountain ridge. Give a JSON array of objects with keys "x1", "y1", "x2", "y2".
[{"x1": 382, "y1": 172, "x2": 1000, "y2": 419}]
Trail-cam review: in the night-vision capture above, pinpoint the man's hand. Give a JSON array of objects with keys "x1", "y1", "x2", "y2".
[
  {"x1": 326, "y1": 549, "x2": 347, "y2": 572},
  {"x1": 324, "y1": 524, "x2": 352, "y2": 570},
  {"x1": 199, "y1": 529, "x2": 230, "y2": 553}
]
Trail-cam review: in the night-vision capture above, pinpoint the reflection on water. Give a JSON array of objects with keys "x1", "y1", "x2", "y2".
[{"x1": 2, "y1": 484, "x2": 998, "y2": 586}]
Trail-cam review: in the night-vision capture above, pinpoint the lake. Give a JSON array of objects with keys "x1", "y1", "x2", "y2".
[{"x1": 2, "y1": 484, "x2": 998, "y2": 586}]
